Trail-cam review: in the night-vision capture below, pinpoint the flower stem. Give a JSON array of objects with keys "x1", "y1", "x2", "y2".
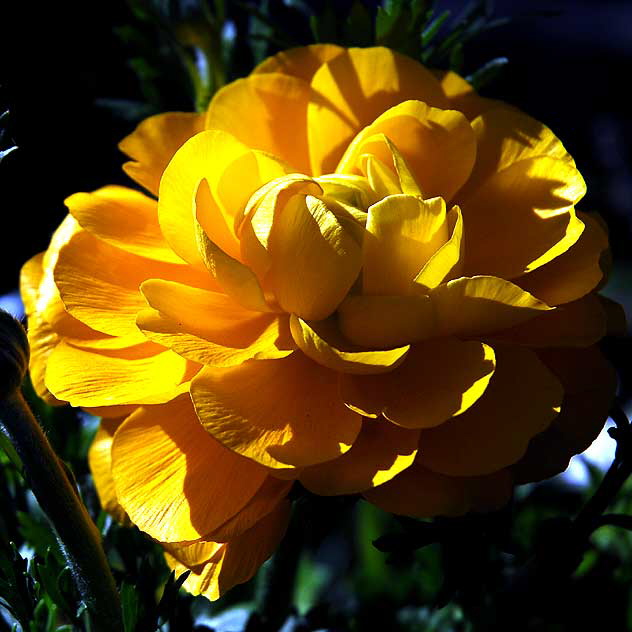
[{"x1": 0, "y1": 390, "x2": 122, "y2": 631}]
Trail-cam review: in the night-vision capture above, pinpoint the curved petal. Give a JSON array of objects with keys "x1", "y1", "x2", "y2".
[
  {"x1": 338, "y1": 100, "x2": 476, "y2": 201},
  {"x1": 418, "y1": 346, "x2": 563, "y2": 476},
  {"x1": 268, "y1": 194, "x2": 362, "y2": 320},
  {"x1": 111, "y1": 395, "x2": 268, "y2": 543},
  {"x1": 65, "y1": 186, "x2": 182, "y2": 263},
  {"x1": 119, "y1": 112, "x2": 205, "y2": 196},
  {"x1": 299, "y1": 418, "x2": 419, "y2": 495},
  {"x1": 512, "y1": 346, "x2": 617, "y2": 483},
  {"x1": 362, "y1": 194, "x2": 448, "y2": 295},
  {"x1": 339, "y1": 338, "x2": 495, "y2": 429},
  {"x1": 308, "y1": 47, "x2": 447, "y2": 174},
  {"x1": 364, "y1": 461, "x2": 512, "y2": 518},
  {"x1": 45, "y1": 341, "x2": 189, "y2": 407},
  {"x1": 206, "y1": 73, "x2": 313, "y2": 172},
  {"x1": 165, "y1": 501, "x2": 291, "y2": 601},
  {"x1": 435, "y1": 69, "x2": 499, "y2": 120},
  {"x1": 290, "y1": 314, "x2": 409, "y2": 375},
  {"x1": 430, "y1": 276, "x2": 551, "y2": 338},
  {"x1": 88, "y1": 417, "x2": 128, "y2": 523},
  {"x1": 253, "y1": 43, "x2": 344, "y2": 80},
  {"x1": 190, "y1": 353, "x2": 362, "y2": 470},
  {"x1": 516, "y1": 211, "x2": 610, "y2": 305},
  {"x1": 459, "y1": 157, "x2": 586, "y2": 279}
]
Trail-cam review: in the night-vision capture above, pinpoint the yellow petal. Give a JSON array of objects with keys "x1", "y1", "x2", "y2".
[
  {"x1": 268, "y1": 194, "x2": 362, "y2": 320},
  {"x1": 119, "y1": 112, "x2": 205, "y2": 196},
  {"x1": 65, "y1": 186, "x2": 181, "y2": 263},
  {"x1": 516, "y1": 211, "x2": 610, "y2": 305},
  {"x1": 339, "y1": 338, "x2": 495, "y2": 429},
  {"x1": 299, "y1": 418, "x2": 419, "y2": 495},
  {"x1": 253, "y1": 44, "x2": 344, "y2": 81},
  {"x1": 430, "y1": 276, "x2": 551, "y2": 338},
  {"x1": 206, "y1": 73, "x2": 313, "y2": 172},
  {"x1": 337, "y1": 294, "x2": 435, "y2": 348},
  {"x1": 435, "y1": 69, "x2": 498, "y2": 120},
  {"x1": 88, "y1": 417, "x2": 128, "y2": 524},
  {"x1": 289, "y1": 314, "x2": 409, "y2": 375},
  {"x1": 459, "y1": 157, "x2": 586, "y2": 279},
  {"x1": 54, "y1": 229, "x2": 211, "y2": 338},
  {"x1": 45, "y1": 341, "x2": 188, "y2": 407},
  {"x1": 414, "y1": 205, "x2": 464, "y2": 290},
  {"x1": 512, "y1": 346, "x2": 617, "y2": 483},
  {"x1": 165, "y1": 501, "x2": 291, "y2": 601},
  {"x1": 111, "y1": 395, "x2": 268, "y2": 543},
  {"x1": 487, "y1": 294, "x2": 607, "y2": 348},
  {"x1": 363, "y1": 194, "x2": 448, "y2": 295},
  {"x1": 308, "y1": 47, "x2": 447, "y2": 175},
  {"x1": 418, "y1": 346, "x2": 562, "y2": 476},
  {"x1": 364, "y1": 461, "x2": 512, "y2": 518},
  {"x1": 190, "y1": 353, "x2": 362, "y2": 470},
  {"x1": 337, "y1": 100, "x2": 476, "y2": 201}
]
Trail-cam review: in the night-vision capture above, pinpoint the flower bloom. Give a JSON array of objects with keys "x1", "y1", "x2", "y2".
[{"x1": 21, "y1": 45, "x2": 621, "y2": 599}]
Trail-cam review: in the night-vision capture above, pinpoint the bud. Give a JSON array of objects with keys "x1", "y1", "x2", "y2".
[{"x1": 0, "y1": 309, "x2": 29, "y2": 399}]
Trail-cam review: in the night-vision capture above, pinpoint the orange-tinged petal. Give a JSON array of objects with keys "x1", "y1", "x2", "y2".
[
  {"x1": 253, "y1": 43, "x2": 344, "y2": 81},
  {"x1": 308, "y1": 47, "x2": 447, "y2": 174},
  {"x1": 517, "y1": 211, "x2": 609, "y2": 305},
  {"x1": 206, "y1": 73, "x2": 313, "y2": 173},
  {"x1": 299, "y1": 418, "x2": 419, "y2": 495},
  {"x1": 54, "y1": 229, "x2": 211, "y2": 338},
  {"x1": 364, "y1": 461, "x2": 512, "y2": 518},
  {"x1": 435, "y1": 69, "x2": 498, "y2": 120},
  {"x1": 119, "y1": 112, "x2": 205, "y2": 196},
  {"x1": 268, "y1": 194, "x2": 362, "y2": 320},
  {"x1": 190, "y1": 353, "x2": 362, "y2": 470},
  {"x1": 487, "y1": 294, "x2": 607, "y2": 348},
  {"x1": 45, "y1": 341, "x2": 188, "y2": 407},
  {"x1": 513, "y1": 346, "x2": 617, "y2": 483},
  {"x1": 165, "y1": 501, "x2": 291, "y2": 601},
  {"x1": 339, "y1": 338, "x2": 495, "y2": 429},
  {"x1": 289, "y1": 314, "x2": 409, "y2": 375},
  {"x1": 338, "y1": 100, "x2": 476, "y2": 201},
  {"x1": 65, "y1": 186, "x2": 182, "y2": 263},
  {"x1": 111, "y1": 395, "x2": 268, "y2": 543},
  {"x1": 459, "y1": 157, "x2": 586, "y2": 279},
  {"x1": 430, "y1": 276, "x2": 551, "y2": 338},
  {"x1": 418, "y1": 346, "x2": 563, "y2": 476},
  {"x1": 337, "y1": 294, "x2": 435, "y2": 348},
  {"x1": 363, "y1": 194, "x2": 448, "y2": 295},
  {"x1": 414, "y1": 205, "x2": 464, "y2": 290},
  {"x1": 88, "y1": 417, "x2": 128, "y2": 523}
]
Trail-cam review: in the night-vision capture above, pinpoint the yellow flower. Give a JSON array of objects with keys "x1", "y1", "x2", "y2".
[{"x1": 20, "y1": 45, "x2": 622, "y2": 600}]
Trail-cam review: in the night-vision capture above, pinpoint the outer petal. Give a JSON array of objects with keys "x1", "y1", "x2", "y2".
[
  {"x1": 45, "y1": 342, "x2": 189, "y2": 407},
  {"x1": 268, "y1": 195, "x2": 362, "y2": 320},
  {"x1": 512, "y1": 346, "x2": 617, "y2": 483},
  {"x1": 253, "y1": 44, "x2": 344, "y2": 81},
  {"x1": 430, "y1": 276, "x2": 551, "y2": 338},
  {"x1": 364, "y1": 461, "x2": 512, "y2": 518},
  {"x1": 111, "y1": 395, "x2": 268, "y2": 543},
  {"x1": 65, "y1": 186, "x2": 182, "y2": 263},
  {"x1": 165, "y1": 501, "x2": 291, "y2": 601},
  {"x1": 339, "y1": 338, "x2": 495, "y2": 429},
  {"x1": 290, "y1": 315, "x2": 409, "y2": 375},
  {"x1": 299, "y1": 418, "x2": 419, "y2": 495},
  {"x1": 190, "y1": 353, "x2": 362, "y2": 470},
  {"x1": 459, "y1": 157, "x2": 586, "y2": 279},
  {"x1": 418, "y1": 346, "x2": 563, "y2": 476},
  {"x1": 206, "y1": 73, "x2": 313, "y2": 173},
  {"x1": 308, "y1": 47, "x2": 447, "y2": 174},
  {"x1": 435, "y1": 69, "x2": 499, "y2": 120},
  {"x1": 88, "y1": 417, "x2": 128, "y2": 523},
  {"x1": 362, "y1": 195, "x2": 448, "y2": 295},
  {"x1": 119, "y1": 112, "x2": 205, "y2": 196},
  {"x1": 516, "y1": 211, "x2": 610, "y2": 305}
]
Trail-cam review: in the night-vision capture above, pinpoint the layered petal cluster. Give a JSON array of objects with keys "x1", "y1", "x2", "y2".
[{"x1": 21, "y1": 45, "x2": 621, "y2": 600}]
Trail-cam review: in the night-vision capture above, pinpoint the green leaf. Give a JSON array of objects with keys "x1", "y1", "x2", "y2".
[
  {"x1": 466, "y1": 56, "x2": 508, "y2": 90},
  {"x1": 121, "y1": 581, "x2": 141, "y2": 632}
]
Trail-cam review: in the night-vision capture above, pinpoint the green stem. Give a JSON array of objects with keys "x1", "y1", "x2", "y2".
[{"x1": 0, "y1": 391, "x2": 122, "y2": 632}]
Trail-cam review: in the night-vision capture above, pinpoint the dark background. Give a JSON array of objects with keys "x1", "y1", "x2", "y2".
[{"x1": 1, "y1": 0, "x2": 631, "y2": 296}]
